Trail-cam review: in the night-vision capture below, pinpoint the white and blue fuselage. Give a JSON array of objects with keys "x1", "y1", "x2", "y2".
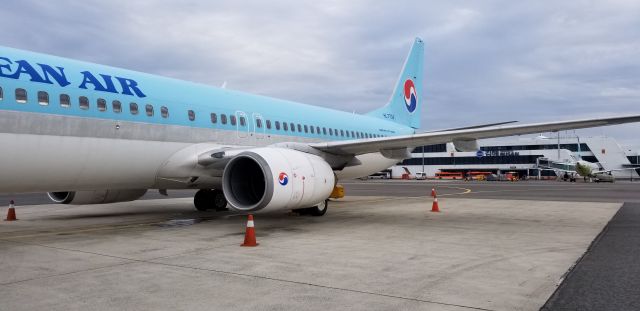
[{"x1": 0, "y1": 45, "x2": 413, "y2": 194}]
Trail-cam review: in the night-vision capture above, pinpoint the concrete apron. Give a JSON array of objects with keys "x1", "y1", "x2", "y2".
[{"x1": 0, "y1": 197, "x2": 619, "y2": 311}]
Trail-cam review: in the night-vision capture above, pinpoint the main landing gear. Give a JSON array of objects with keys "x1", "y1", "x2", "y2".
[
  {"x1": 194, "y1": 189, "x2": 228, "y2": 211},
  {"x1": 294, "y1": 199, "x2": 329, "y2": 217}
]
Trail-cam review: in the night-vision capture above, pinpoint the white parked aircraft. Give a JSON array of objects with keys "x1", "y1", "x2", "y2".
[{"x1": 1, "y1": 38, "x2": 639, "y2": 215}]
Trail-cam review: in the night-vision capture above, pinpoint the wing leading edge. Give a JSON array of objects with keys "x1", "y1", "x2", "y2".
[{"x1": 310, "y1": 114, "x2": 640, "y2": 155}]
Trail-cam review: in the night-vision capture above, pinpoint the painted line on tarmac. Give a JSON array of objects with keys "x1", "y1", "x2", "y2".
[
  {"x1": 457, "y1": 187, "x2": 611, "y2": 195},
  {"x1": 337, "y1": 186, "x2": 472, "y2": 205},
  {"x1": 436, "y1": 186, "x2": 472, "y2": 197}
]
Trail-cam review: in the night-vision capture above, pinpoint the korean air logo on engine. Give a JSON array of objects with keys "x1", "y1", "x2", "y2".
[
  {"x1": 403, "y1": 79, "x2": 417, "y2": 113},
  {"x1": 278, "y1": 172, "x2": 289, "y2": 186}
]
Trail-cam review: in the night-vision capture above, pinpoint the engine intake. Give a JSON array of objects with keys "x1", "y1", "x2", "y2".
[
  {"x1": 47, "y1": 189, "x2": 148, "y2": 205},
  {"x1": 223, "y1": 148, "x2": 335, "y2": 212}
]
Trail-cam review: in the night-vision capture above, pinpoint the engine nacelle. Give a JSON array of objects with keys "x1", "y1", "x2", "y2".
[
  {"x1": 47, "y1": 189, "x2": 148, "y2": 205},
  {"x1": 222, "y1": 148, "x2": 335, "y2": 212}
]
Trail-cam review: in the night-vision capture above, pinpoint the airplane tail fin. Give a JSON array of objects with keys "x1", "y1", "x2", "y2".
[{"x1": 367, "y1": 37, "x2": 424, "y2": 129}]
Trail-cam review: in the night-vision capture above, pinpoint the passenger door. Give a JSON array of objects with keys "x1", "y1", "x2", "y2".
[
  {"x1": 236, "y1": 111, "x2": 249, "y2": 139},
  {"x1": 253, "y1": 113, "x2": 266, "y2": 141}
]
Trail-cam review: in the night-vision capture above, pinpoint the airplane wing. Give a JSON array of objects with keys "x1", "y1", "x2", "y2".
[
  {"x1": 592, "y1": 168, "x2": 639, "y2": 174},
  {"x1": 310, "y1": 114, "x2": 640, "y2": 155},
  {"x1": 425, "y1": 121, "x2": 518, "y2": 133}
]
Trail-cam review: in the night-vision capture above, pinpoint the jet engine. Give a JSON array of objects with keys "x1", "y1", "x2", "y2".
[
  {"x1": 47, "y1": 189, "x2": 148, "y2": 205},
  {"x1": 222, "y1": 148, "x2": 335, "y2": 212}
]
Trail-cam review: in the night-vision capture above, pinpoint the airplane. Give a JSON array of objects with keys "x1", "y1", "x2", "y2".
[
  {"x1": 539, "y1": 156, "x2": 633, "y2": 182},
  {"x1": 1, "y1": 37, "x2": 640, "y2": 216}
]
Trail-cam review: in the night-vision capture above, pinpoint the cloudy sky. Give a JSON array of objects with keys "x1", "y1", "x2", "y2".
[{"x1": 1, "y1": 1, "x2": 639, "y2": 149}]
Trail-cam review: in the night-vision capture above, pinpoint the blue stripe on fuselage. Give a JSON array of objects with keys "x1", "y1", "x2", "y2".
[{"x1": 0, "y1": 45, "x2": 414, "y2": 140}]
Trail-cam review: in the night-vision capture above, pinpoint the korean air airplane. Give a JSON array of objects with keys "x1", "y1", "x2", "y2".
[{"x1": 1, "y1": 38, "x2": 639, "y2": 216}]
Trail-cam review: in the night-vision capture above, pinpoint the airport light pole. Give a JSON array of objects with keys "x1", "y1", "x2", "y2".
[
  {"x1": 421, "y1": 145, "x2": 424, "y2": 174},
  {"x1": 557, "y1": 131, "x2": 561, "y2": 161}
]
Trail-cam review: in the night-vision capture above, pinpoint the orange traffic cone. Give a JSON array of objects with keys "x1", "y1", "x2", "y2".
[
  {"x1": 431, "y1": 188, "x2": 437, "y2": 197},
  {"x1": 241, "y1": 214, "x2": 259, "y2": 247},
  {"x1": 431, "y1": 197, "x2": 440, "y2": 213},
  {"x1": 5, "y1": 200, "x2": 17, "y2": 221}
]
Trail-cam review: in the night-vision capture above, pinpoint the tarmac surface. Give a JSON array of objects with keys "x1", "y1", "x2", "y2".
[
  {"x1": 1, "y1": 180, "x2": 639, "y2": 310},
  {"x1": 3, "y1": 179, "x2": 640, "y2": 205}
]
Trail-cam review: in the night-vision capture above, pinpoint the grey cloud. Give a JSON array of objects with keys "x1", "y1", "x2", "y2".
[{"x1": 1, "y1": 0, "x2": 639, "y2": 148}]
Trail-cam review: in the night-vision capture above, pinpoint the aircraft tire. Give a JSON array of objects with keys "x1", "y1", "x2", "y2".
[
  {"x1": 194, "y1": 189, "x2": 213, "y2": 211},
  {"x1": 309, "y1": 200, "x2": 329, "y2": 217},
  {"x1": 212, "y1": 189, "x2": 228, "y2": 211}
]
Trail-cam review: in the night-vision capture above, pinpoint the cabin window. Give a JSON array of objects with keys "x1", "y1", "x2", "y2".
[
  {"x1": 322, "y1": 127, "x2": 327, "y2": 135},
  {"x1": 297, "y1": 124, "x2": 302, "y2": 132},
  {"x1": 316, "y1": 126, "x2": 320, "y2": 134},
  {"x1": 266, "y1": 120, "x2": 271, "y2": 129},
  {"x1": 145, "y1": 104, "x2": 154, "y2": 117},
  {"x1": 350, "y1": 131, "x2": 355, "y2": 138},
  {"x1": 112, "y1": 100, "x2": 122, "y2": 113},
  {"x1": 230, "y1": 115, "x2": 237, "y2": 126},
  {"x1": 210, "y1": 113, "x2": 217, "y2": 123},
  {"x1": 221, "y1": 114, "x2": 227, "y2": 124},
  {"x1": 290, "y1": 123, "x2": 295, "y2": 132},
  {"x1": 303, "y1": 125, "x2": 308, "y2": 133},
  {"x1": 256, "y1": 118, "x2": 262, "y2": 128},
  {"x1": 188, "y1": 110, "x2": 195, "y2": 121},
  {"x1": 130, "y1": 102, "x2": 139, "y2": 114},
  {"x1": 275, "y1": 121, "x2": 281, "y2": 130},
  {"x1": 329, "y1": 128, "x2": 333, "y2": 135},
  {"x1": 283, "y1": 122, "x2": 288, "y2": 131},
  {"x1": 97, "y1": 98, "x2": 107, "y2": 111},
  {"x1": 0, "y1": 86, "x2": 3, "y2": 100},
  {"x1": 60, "y1": 94, "x2": 70, "y2": 108},
  {"x1": 37, "y1": 91, "x2": 49, "y2": 106},
  {"x1": 310, "y1": 126, "x2": 315, "y2": 134},
  {"x1": 15, "y1": 88, "x2": 27, "y2": 103},
  {"x1": 340, "y1": 130, "x2": 345, "y2": 137},
  {"x1": 161, "y1": 106, "x2": 169, "y2": 118},
  {"x1": 240, "y1": 116, "x2": 246, "y2": 126},
  {"x1": 79, "y1": 96, "x2": 89, "y2": 109}
]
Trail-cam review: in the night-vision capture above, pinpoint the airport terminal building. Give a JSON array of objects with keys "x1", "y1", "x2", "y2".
[{"x1": 392, "y1": 135, "x2": 640, "y2": 179}]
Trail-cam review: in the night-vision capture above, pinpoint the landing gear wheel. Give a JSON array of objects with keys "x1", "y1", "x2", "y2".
[
  {"x1": 309, "y1": 200, "x2": 329, "y2": 217},
  {"x1": 213, "y1": 189, "x2": 228, "y2": 211},
  {"x1": 194, "y1": 189, "x2": 213, "y2": 211}
]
